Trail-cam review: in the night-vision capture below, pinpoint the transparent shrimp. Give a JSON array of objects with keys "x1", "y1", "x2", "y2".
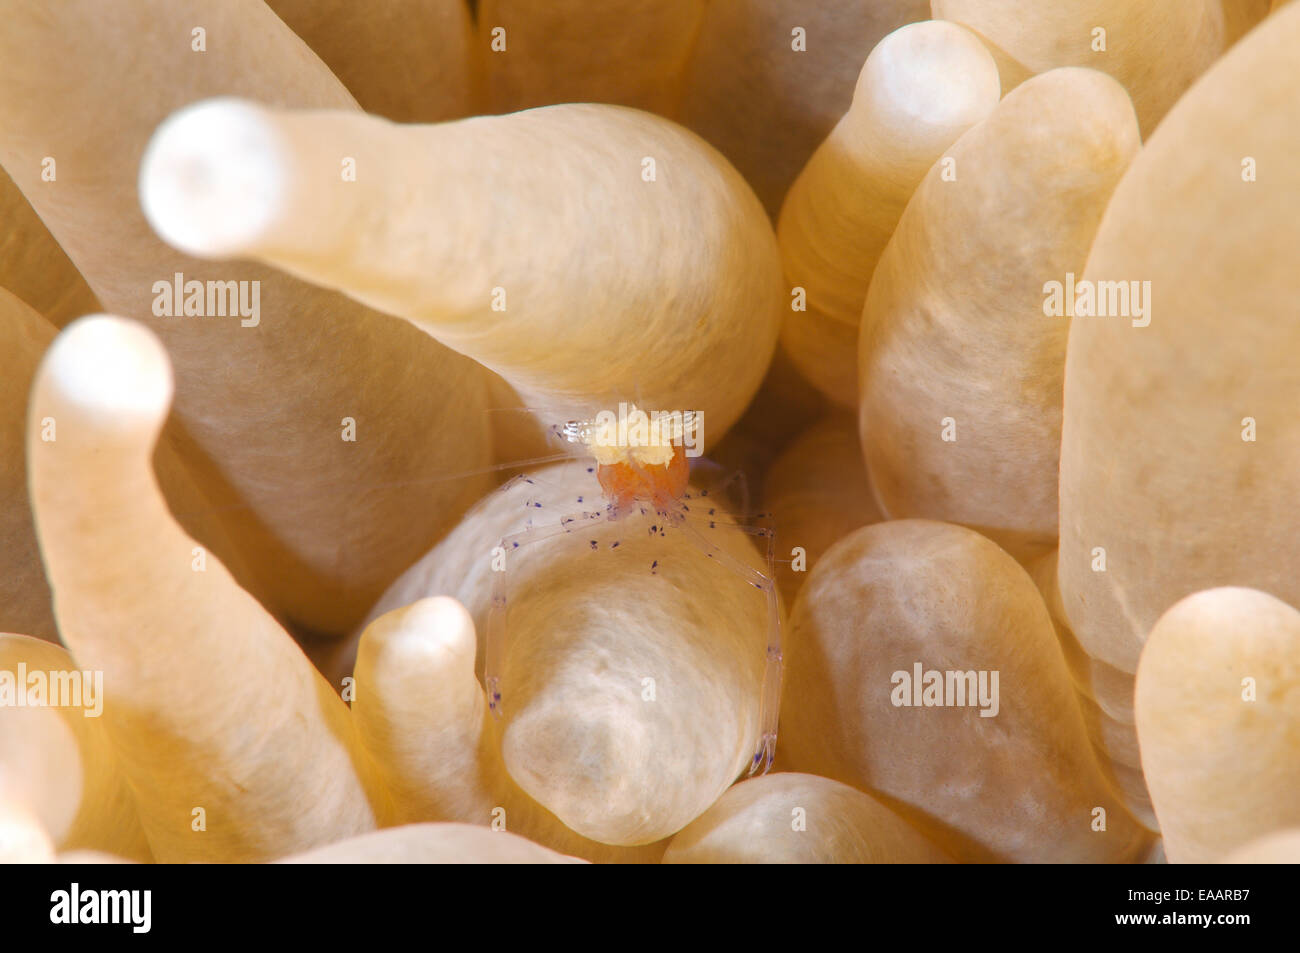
[
  {"x1": 140, "y1": 399, "x2": 783, "y2": 774},
  {"x1": 485, "y1": 407, "x2": 783, "y2": 776}
]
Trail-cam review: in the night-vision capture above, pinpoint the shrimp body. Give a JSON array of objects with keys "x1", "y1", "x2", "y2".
[
  {"x1": 491, "y1": 404, "x2": 782, "y2": 775},
  {"x1": 557, "y1": 402, "x2": 696, "y2": 515},
  {"x1": 596, "y1": 443, "x2": 689, "y2": 513}
]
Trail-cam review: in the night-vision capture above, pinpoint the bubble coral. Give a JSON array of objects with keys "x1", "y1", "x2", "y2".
[{"x1": 2, "y1": 0, "x2": 1300, "y2": 866}]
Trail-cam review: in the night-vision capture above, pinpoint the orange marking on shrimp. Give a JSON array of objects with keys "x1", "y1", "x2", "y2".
[{"x1": 596, "y1": 443, "x2": 689, "y2": 512}]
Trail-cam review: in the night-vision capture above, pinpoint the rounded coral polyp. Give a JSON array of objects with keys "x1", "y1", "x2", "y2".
[
  {"x1": 859, "y1": 66, "x2": 1139, "y2": 562},
  {"x1": 1058, "y1": 1, "x2": 1300, "y2": 822},
  {"x1": 355, "y1": 461, "x2": 775, "y2": 848}
]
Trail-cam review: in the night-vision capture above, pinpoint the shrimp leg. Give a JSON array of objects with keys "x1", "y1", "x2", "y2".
[
  {"x1": 685, "y1": 466, "x2": 755, "y2": 520},
  {"x1": 673, "y1": 517, "x2": 782, "y2": 776},
  {"x1": 486, "y1": 506, "x2": 611, "y2": 718},
  {"x1": 674, "y1": 510, "x2": 775, "y2": 544}
]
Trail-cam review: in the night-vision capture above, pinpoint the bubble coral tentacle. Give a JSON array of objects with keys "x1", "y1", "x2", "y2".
[
  {"x1": 777, "y1": 18, "x2": 1001, "y2": 407},
  {"x1": 27, "y1": 315, "x2": 391, "y2": 862},
  {"x1": 138, "y1": 96, "x2": 784, "y2": 445},
  {"x1": 0, "y1": 0, "x2": 494, "y2": 636}
]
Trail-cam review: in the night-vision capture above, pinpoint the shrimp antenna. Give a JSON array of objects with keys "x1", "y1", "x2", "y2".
[{"x1": 163, "y1": 450, "x2": 582, "y2": 524}]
